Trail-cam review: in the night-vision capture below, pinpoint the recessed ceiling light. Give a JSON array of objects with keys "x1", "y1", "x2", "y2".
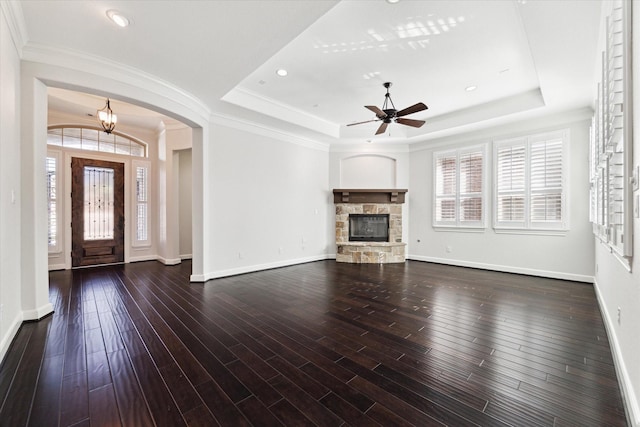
[
  {"x1": 465, "y1": 85, "x2": 477, "y2": 92},
  {"x1": 276, "y1": 69, "x2": 288, "y2": 77},
  {"x1": 106, "y1": 10, "x2": 130, "y2": 27},
  {"x1": 386, "y1": 0, "x2": 400, "y2": 3}
]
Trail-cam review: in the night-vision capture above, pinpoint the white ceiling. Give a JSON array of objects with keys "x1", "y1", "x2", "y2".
[{"x1": 17, "y1": 0, "x2": 602, "y2": 145}]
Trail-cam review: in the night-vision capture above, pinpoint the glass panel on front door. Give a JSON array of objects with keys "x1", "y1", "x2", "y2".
[{"x1": 83, "y1": 166, "x2": 115, "y2": 240}]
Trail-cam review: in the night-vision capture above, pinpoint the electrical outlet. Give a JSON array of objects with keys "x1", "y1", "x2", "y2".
[
  {"x1": 446, "y1": 246, "x2": 452, "y2": 253},
  {"x1": 617, "y1": 307, "x2": 621, "y2": 324}
]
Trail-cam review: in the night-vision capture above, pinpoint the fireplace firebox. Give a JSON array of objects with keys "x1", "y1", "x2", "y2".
[{"x1": 349, "y1": 214, "x2": 389, "y2": 242}]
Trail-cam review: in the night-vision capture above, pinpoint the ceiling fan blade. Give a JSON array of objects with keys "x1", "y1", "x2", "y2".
[
  {"x1": 375, "y1": 122, "x2": 389, "y2": 135},
  {"x1": 346, "y1": 119, "x2": 380, "y2": 127},
  {"x1": 396, "y1": 102, "x2": 428, "y2": 117},
  {"x1": 396, "y1": 118, "x2": 426, "y2": 128},
  {"x1": 365, "y1": 105, "x2": 387, "y2": 118}
]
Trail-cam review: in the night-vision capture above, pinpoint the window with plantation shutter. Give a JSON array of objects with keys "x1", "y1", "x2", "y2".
[
  {"x1": 433, "y1": 145, "x2": 485, "y2": 228},
  {"x1": 132, "y1": 160, "x2": 151, "y2": 246},
  {"x1": 496, "y1": 142, "x2": 525, "y2": 225},
  {"x1": 589, "y1": 0, "x2": 632, "y2": 263},
  {"x1": 46, "y1": 152, "x2": 61, "y2": 253},
  {"x1": 494, "y1": 130, "x2": 568, "y2": 231}
]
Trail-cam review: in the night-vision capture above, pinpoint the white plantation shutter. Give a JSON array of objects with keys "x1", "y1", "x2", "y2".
[
  {"x1": 496, "y1": 142, "x2": 525, "y2": 225},
  {"x1": 494, "y1": 131, "x2": 567, "y2": 230},
  {"x1": 133, "y1": 160, "x2": 151, "y2": 246},
  {"x1": 589, "y1": 0, "x2": 632, "y2": 260},
  {"x1": 530, "y1": 137, "x2": 563, "y2": 223},
  {"x1": 46, "y1": 153, "x2": 60, "y2": 252},
  {"x1": 435, "y1": 153, "x2": 456, "y2": 224},
  {"x1": 459, "y1": 151, "x2": 483, "y2": 223},
  {"x1": 433, "y1": 145, "x2": 485, "y2": 228}
]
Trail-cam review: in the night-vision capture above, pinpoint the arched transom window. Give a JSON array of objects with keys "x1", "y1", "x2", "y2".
[{"x1": 47, "y1": 126, "x2": 147, "y2": 157}]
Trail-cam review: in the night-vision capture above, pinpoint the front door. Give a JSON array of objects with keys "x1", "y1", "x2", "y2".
[{"x1": 71, "y1": 157, "x2": 125, "y2": 267}]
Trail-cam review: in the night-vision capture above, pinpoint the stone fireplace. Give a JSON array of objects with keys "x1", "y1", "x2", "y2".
[{"x1": 333, "y1": 189, "x2": 407, "y2": 263}]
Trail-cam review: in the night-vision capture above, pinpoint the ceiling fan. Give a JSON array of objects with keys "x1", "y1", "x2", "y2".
[{"x1": 347, "y1": 82, "x2": 428, "y2": 135}]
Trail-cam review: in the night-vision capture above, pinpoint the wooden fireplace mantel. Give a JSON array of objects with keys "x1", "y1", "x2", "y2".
[{"x1": 332, "y1": 189, "x2": 408, "y2": 204}]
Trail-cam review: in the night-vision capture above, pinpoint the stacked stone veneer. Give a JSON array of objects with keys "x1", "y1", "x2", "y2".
[{"x1": 335, "y1": 203, "x2": 406, "y2": 263}]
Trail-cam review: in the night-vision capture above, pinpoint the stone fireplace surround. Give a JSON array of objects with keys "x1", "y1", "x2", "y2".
[{"x1": 333, "y1": 189, "x2": 407, "y2": 263}]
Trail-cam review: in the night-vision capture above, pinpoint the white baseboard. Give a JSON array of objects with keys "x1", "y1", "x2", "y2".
[
  {"x1": 180, "y1": 254, "x2": 192, "y2": 260},
  {"x1": 48, "y1": 263, "x2": 66, "y2": 271},
  {"x1": 407, "y1": 255, "x2": 594, "y2": 283},
  {"x1": 190, "y1": 254, "x2": 333, "y2": 282},
  {"x1": 22, "y1": 302, "x2": 54, "y2": 321},
  {"x1": 593, "y1": 279, "x2": 639, "y2": 427},
  {"x1": 157, "y1": 257, "x2": 182, "y2": 266},
  {"x1": 128, "y1": 255, "x2": 159, "y2": 263},
  {"x1": 0, "y1": 312, "x2": 23, "y2": 366}
]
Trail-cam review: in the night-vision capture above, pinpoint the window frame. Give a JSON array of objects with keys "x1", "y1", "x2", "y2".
[
  {"x1": 432, "y1": 144, "x2": 486, "y2": 230},
  {"x1": 46, "y1": 150, "x2": 62, "y2": 253},
  {"x1": 132, "y1": 159, "x2": 152, "y2": 248},
  {"x1": 47, "y1": 125, "x2": 148, "y2": 158},
  {"x1": 493, "y1": 129, "x2": 569, "y2": 233}
]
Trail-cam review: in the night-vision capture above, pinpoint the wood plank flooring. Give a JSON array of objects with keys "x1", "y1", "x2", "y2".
[{"x1": 0, "y1": 260, "x2": 628, "y2": 426}]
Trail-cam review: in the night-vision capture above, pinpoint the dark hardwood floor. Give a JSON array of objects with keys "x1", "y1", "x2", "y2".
[{"x1": 0, "y1": 260, "x2": 628, "y2": 426}]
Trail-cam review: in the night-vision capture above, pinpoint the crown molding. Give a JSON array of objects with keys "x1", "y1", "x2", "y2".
[
  {"x1": 329, "y1": 143, "x2": 410, "y2": 154},
  {"x1": 1, "y1": 0, "x2": 28, "y2": 55},
  {"x1": 222, "y1": 86, "x2": 340, "y2": 138},
  {"x1": 20, "y1": 42, "x2": 211, "y2": 125},
  {"x1": 409, "y1": 106, "x2": 593, "y2": 153},
  {"x1": 210, "y1": 110, "x2": 330, "y2": 152}
]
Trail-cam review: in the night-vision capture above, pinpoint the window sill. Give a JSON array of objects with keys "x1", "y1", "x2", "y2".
[
  {"x1": 493, "y1": 228, "x2": 568, "y2": 237},
  {"x1": 432, "y1": 226, "x2": 486, "y2": 233}
]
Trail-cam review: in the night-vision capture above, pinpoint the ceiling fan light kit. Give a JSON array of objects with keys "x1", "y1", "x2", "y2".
[{"x1": 347, "y1": 82, "x2": 428, "y2": 135}]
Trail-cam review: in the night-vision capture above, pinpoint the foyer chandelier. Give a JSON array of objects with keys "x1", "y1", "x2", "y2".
[{"x1": 97, "y1": 98, "x2": 117, "y2": 134}]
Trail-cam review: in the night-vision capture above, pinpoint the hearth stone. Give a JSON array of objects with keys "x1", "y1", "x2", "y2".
[{"x1": 334, "y1": 195, "x2": 406, "y2": 264}]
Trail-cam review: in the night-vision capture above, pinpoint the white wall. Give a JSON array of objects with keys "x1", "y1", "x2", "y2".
[
  {"x1": 0, "y1": 4, "x2": 24, "y2": 362},
  {"x1": 178, "y1": 148, "x2": 193, "y2": 259},
  {"x1": 205, "y1": 122, "x2": 330, "y2": 279},
  {"x1": 329, "y1": 145, "x2": 411, "y2": 254},
  {"x1": 157, "y1": 126, "x2": 192, "y2": 264},
  {"x1": 591, "y1": 3, "x2": 640, "y2": 424},
  {"x1": 408, "y1": 115, "x2": 594, "y2": 282}
]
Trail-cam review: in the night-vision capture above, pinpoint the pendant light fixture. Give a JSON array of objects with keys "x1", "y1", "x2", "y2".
[{"x1": 97, "y1": 98, "x2": 117, "y2": 134}]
